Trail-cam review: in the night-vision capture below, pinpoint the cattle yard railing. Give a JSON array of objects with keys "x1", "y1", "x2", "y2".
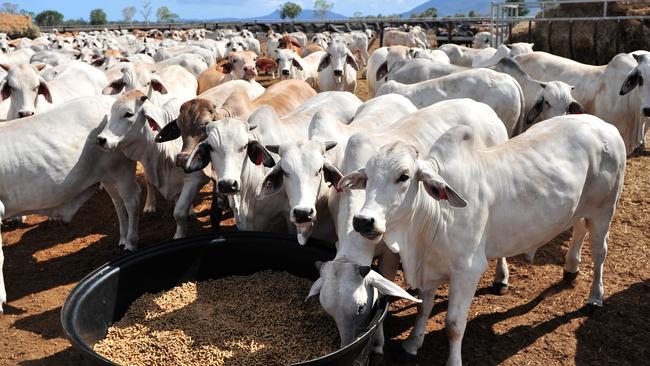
[{"x1": 490, "y1": 0, "x2": 650, "y2": 47}]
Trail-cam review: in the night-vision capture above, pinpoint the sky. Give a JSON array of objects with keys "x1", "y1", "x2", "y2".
[{"x1": 15, "y1": 0, "x2": 441, "y2": 20}]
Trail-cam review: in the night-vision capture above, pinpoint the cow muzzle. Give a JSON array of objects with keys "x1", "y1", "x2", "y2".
[
  {"x1": 96, "y1": 135, "x2": 116, "y2": 151},
  {"x1": 175, "y1": 152, "x2": 189, "y2": 168},
  {"x1": 281, "y1": 69, "x2": 290, "y2": 76},
  {"x1": 243, "y1": 67, "x2": 256, "y2": 80},
  {"x1": 333, "y1": 69, "x2": 343, "y2": 77},
  {"x1": 217, "y1": 179, "x2": 240, "y2": 194},
  {"x1": 292, "y1": 207, "x2": 315, "y2": 224},
  {"x1": 18, "y1": 110, "x2": 34, "y2": 118},
  {"x1": 352, "y1": 215, "x2": 383, "y2": 241}
]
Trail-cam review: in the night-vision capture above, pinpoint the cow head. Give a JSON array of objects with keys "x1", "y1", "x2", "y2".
[
  {"x1": 341, "y1": 140, "x2": 466, "y2": 249},
  {"x1": 312, "y1": 33, "x2": 330, "y2": 50},
  {"x1": 225, "y1": 36, "x2": 246, "y2": 52},
  {"x1": 256, "y1": 140, "x2": 341, "y2": 244},
  {"x1": 620, "y1": 53, "x2": 650, "y2": 118},
  {"x1": 102, "y1": 64, "x2": 168, "y2": 97},
  {"x1": 96, "y1": 90, "x2": 166, "y2": 151},
  {"x1": 0, "y1": 63, "x2": 52, "y2": 119},
  {"x1": 472, "y1": 31, "x2": 491, "y2": 49},
  {"x1": 275, "y1": 48, "x2": 305, "y2": 78},
  {"x1": 526, "y1": 81, "x2": 585, "y2": 125},
  {"x1": 221, "y1": 51, "x2": 259, "y2": 81},
  {"x1": 185, "y1": 116, "x2": 275, "y2": 191},
  {"x1": 318, "y1": 39, "x2": 358, "y2": 82},
  {"x1": 307, "y1": 260, "x2": 420, "y2": 348},
  {"x1": 376, "y1": 46, "x2": 410, "y2": 81},
  {"x1": 155, "y1": 98, "x2": 221, "y2": 168}
]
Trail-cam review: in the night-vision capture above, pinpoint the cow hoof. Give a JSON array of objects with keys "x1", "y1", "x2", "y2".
[
  {"x1": 563, "y1": 270, "x2": 579, "y2": 283},
  {"x1": 492, "y1": 282, "x2": 509, "y2": 295},
  {"x1": 118, "y1": 245, "x2": 133, "y2": 255},
  {"x1": 580, "y1": 303, "x2": 602, "y2": 316},
  {"x1": 393, "y1": 349, "x2": 417, "y2": 364}
]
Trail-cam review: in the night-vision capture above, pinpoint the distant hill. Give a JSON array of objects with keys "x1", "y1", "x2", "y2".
[
  {"x1": 400, "y1": 0, "x2": 491, "y2": 17},
  {"x1": 249, "y1": 9, "x2": 348, "y2": 21}
]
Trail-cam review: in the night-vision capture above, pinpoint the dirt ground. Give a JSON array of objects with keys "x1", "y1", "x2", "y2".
[{"x1": 1, "y1": 37, "x2": 649, "y2": 365}]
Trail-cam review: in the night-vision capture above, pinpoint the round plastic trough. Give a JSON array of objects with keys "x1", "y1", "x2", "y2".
[{"x1": 61, "y1": 231, "x2": 388, "y2": 366}]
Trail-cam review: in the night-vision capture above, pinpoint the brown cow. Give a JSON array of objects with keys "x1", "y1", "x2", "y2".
[
  {"x1": 197, "y1": 51, "x2": 277, "y2": 93},
  {"x1": 156, "y1": 79, "x2": 316, "y2": 168}
]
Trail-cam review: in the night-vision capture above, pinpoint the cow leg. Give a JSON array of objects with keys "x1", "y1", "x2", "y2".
[
  {"x1": 102, "y1": 183, "x2": 129, "y2": 247},
  {"x1": 402, "y1": 283, "x2": 441, "y2": 356},
  {"x1": 492, "y1": 257, "x2": 509, "y2": 295},
  {"x1": 143, "y1": 176, "x2": 157, "y2": 215},
  {"x1": 361, "y1": 48, "x2": 369, "y2": 67},
  {"x1": 586, "y1": 216, "x2": 610, "y2": 308},
  {"x1": 0, "y1": 200, "x2": 5, "y2": 313},
  {"x1": 173, "y1": 178, "x2": 203, "y2": 239},
  {"x1": 445, "y1": 263, "x2": 486, "y2": 366},
  {"x1": 116, "y1": 177, "x2": 141, "y2": 251},
  {"x1": 563, "y1": 218, "x2": 588, "y2": 281}
]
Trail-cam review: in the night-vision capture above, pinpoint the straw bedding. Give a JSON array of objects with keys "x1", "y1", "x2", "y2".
[{"x1": 94, "y1": 271, "x2": 339, "y2": 366}]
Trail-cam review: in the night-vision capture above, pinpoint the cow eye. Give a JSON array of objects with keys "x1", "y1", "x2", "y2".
[
  {"x1": 397, "y1": 174, "x2": 409, "y2": 183},
  {"x1": 124, "y1": 111, "x2": 134, "y2": 118},
  {"x1": 357, "y1": 304, "x2": 365, "y2": 315},
  {"x1": 545, "y1": 101, "x2": 551, "y2": 107},
  {"x1": 282, "y1": 169, "x2": 289, "y2": 177},
  {"x1": 316, "y1": 167, "x2": 322, "y2": 176}
]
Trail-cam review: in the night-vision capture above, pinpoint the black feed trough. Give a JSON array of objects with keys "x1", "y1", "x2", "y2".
[{"x1": 61, "y1": 231, "x2": 388, "y2": 366}]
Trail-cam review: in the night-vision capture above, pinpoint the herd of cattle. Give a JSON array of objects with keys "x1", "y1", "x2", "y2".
[{"x1": 0, "y1": 24, "x2": 646, "y2": 365}]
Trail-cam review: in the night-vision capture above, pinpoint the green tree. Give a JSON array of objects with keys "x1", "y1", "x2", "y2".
[
  {"x1": 140, "y1": 0, "x2": 152, "y2": 24},
  {"x1": 279, "y1": 2, "x2": 302, "y2": 20},
  {"x1": 122, "y1": 6, "x2": 137, "y2": 23},
  {"x1": 156, "y1": 6, "x2": 179, "y2": 22},
  {"x1": 1, "y1": 2, "x2": 18, "y2": 13},
  {"x1": 313, "y1": 0, "x2": 333, "y2": 20},
  {"x1": 454, "y1": 12, "x2": 466, "y2": 18},
  {"x1": 19, "y1": 9, "x2": 34, "y2": 18},
  {"x1": 89, "y1": 8, "x2": 107, "y2": 25},
  {"x1": 352, "y1": 11, "x2": 362, "y2": 19},
  {"x1": 505, "y1": 0, "x2": 529, "y2": 16},
  {"x1": 419, "y1": 7, "x2": 437, "y2": 18},
  {"x1": 34, "y1": 10, "x2": 64, "y2": 26},
  {"x1": 468, "y1": 10, "x2": 479, "y2": 17}
]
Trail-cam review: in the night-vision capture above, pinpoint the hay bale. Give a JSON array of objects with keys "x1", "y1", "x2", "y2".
[
  {"x1": 510, "y1": 1, "x2": 650, "y2": 65},
  {"x1": 0, "y1": 12, "x2": 39, "y2": 39}
]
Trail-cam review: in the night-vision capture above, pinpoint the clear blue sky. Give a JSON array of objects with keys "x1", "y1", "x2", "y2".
[{"x1": 17, "y1": 0, "x2": 437, "y2": 20}]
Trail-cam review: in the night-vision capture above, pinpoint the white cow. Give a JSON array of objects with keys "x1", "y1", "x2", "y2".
[
  {"x1": 383, "y1": 28, "x2": 429, "y2": 49},
  {"x1": 515, "y1": 51, "x2": 650, "y2": 154},
  {"x1": 385, "y1": 58, "x2": 465, "y2": 85},
  {"x1": 333, "y1": 31, "x2": 370, "y2": 66},
  {"x1": 472, "y1": 31, "x2": 491, "y2": 48},
  {"x1": 96, "y1": 91, "x2": 209, "y2": 239},
  {"x1": 0, "y1": 96, "x2": 142, "y2": 313},
  {"x1": 317, "y1": 39, "x2": 359, "y2": 92},
  {"x1": 438, "y1": 44, "x2": 486, "y2": 67},
  {"x1": 343, "y1": 114, "x2": 625, "y2": 365},
  {"x1": 366, "y1": 47, "x2": 389, "y2": 97},
  {"x1": 306, "y1": 99, "x2": 510, "y2": 352},
  {"x1": 255, "y1": 94, "x2": 417, "y2": 244},
  {"x1": 378, "y1": 68, "x2": 525, "y2": 136},
  {"x1": 183, "y1": 92, "x2": 362, "y2": 234},
  {"x1": 275, "y1": 49, "x2": 324, "y2": 90},
  {"x1": 0, "y1": 61, "x2": 108, "y2": 119}
]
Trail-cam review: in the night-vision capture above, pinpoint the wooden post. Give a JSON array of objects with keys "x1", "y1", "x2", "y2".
[
  {"x1": 447, "y1": 22, "x2": 452, "y2": 44},
  {"x1": 568, "y1": 21, "x2": 574, "y2": 60},
  {"x1": 615, "y1": 19, "x2": 621, "y2": 54},
  {"x1": 379, "y1": 21, "x2": 384, "y2": 47},
  {"x1": 547, "y1": 21, "x2": 552, "y2": 54},
  {"x1": 528, "y1": 20, "x2": 532, "y2": 43},
  {"x1": 593, "y1": 20, "x2": 598, "y2": 65}
]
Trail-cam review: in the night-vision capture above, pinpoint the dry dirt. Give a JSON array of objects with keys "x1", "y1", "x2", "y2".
[{"x1": 1, "y1": 38, "x2": 649, "y2": 365}]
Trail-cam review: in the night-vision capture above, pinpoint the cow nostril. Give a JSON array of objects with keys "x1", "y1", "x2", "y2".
[
  {"x1": 18, "y1": 111, "x2": 34, "y2": 118},
  {"x1": 352, "y1": 216, "x2": 374, "y2": 232},
  {"x1": 96, "y1": 136, "x2": 107, "y2": 146},
  {"x1": 282, "y1": 70, "x2": 290, "y2": 75},
  {"x1": 334, "y1": 70, "x2": 343, "y2": 76},
  {"x1": 643, "y1": 107, "x2": 650, "y2": 117},
  {"x1": 231, "y1": 180, "x2": 239, "y2": 191}
]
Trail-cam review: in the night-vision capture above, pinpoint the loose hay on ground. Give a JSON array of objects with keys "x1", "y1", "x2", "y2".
[{"x1": 94, "y1": 271, "x2": 339, "y2": 366}]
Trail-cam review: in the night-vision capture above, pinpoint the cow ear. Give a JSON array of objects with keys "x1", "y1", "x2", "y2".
[
  {"x1": 185, "y1": 140, "x2": 212, "y2": 173},
  {"x1": 151, "y1": 76, "x2": 168, "y2": 94},
  {"x1": 256, "y1": 164, "x2": 284, "y2": 200},
  {"x1": 155, "y1": 119, "x2": 181, "y2": 142},
  {"x1": 567, "y1": 100, "x2": 586, "y2": 114},
  {"x1": 620, "y1": 68, "x2": 640, "y2": 95},
  {"x1": 346, "y1": 53, "x2": 359, "y2": 71},
  {"x1": 34, "y1": 63, "x2": 48, "y2": 71},
  {"x1": 256, "y1": 57, "x2": 278, "y2": 70},
  {"x1": 338, "y1": 168, "x2": 367, "y2": 191},
  {"x1": 375, "y1": 61, "x2": 388, "y2": 81},
  {"x1": 0, "y1": 63, "x2": 10, "y2": 72},
  {"x1": 291, "y1": 58, "x2": 304, "y2": 70},
  {"x1": 102, "y1": 79, "x2": 125, "y2": 95},
  {"x1": 417, "y1": 162, "x2": 467, "y2": 208},
  {"x1": 91, "y1": 57, "x2": 105, "y2": 67},
  {"x1": 366, "y1": 270, "x2": 421, "y2": 303},
  {"x1": 526, "y1": 95, "x2": 545, "y2": 124},
  {"x1": 221, "y1": 61, "x2": 233, "y2": 74},
  {"x1": 38, "y1": 79, "x2": 53, "y2": 103},
  {"x1": 0, "y1": 79, "x2": 10, "y2": 100},
  {"x1": 323, "y1": 160, "x2": 343, "y2": 189},
  {"x1": 305, "y1": 277, "x2": 323, "y2": 301},
  {"x1": 247, "y1": 140, "x2": 275, "y2": 167},
  {"x1": 317, "y1": 53, "x2": 331, "y2": 72}
]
